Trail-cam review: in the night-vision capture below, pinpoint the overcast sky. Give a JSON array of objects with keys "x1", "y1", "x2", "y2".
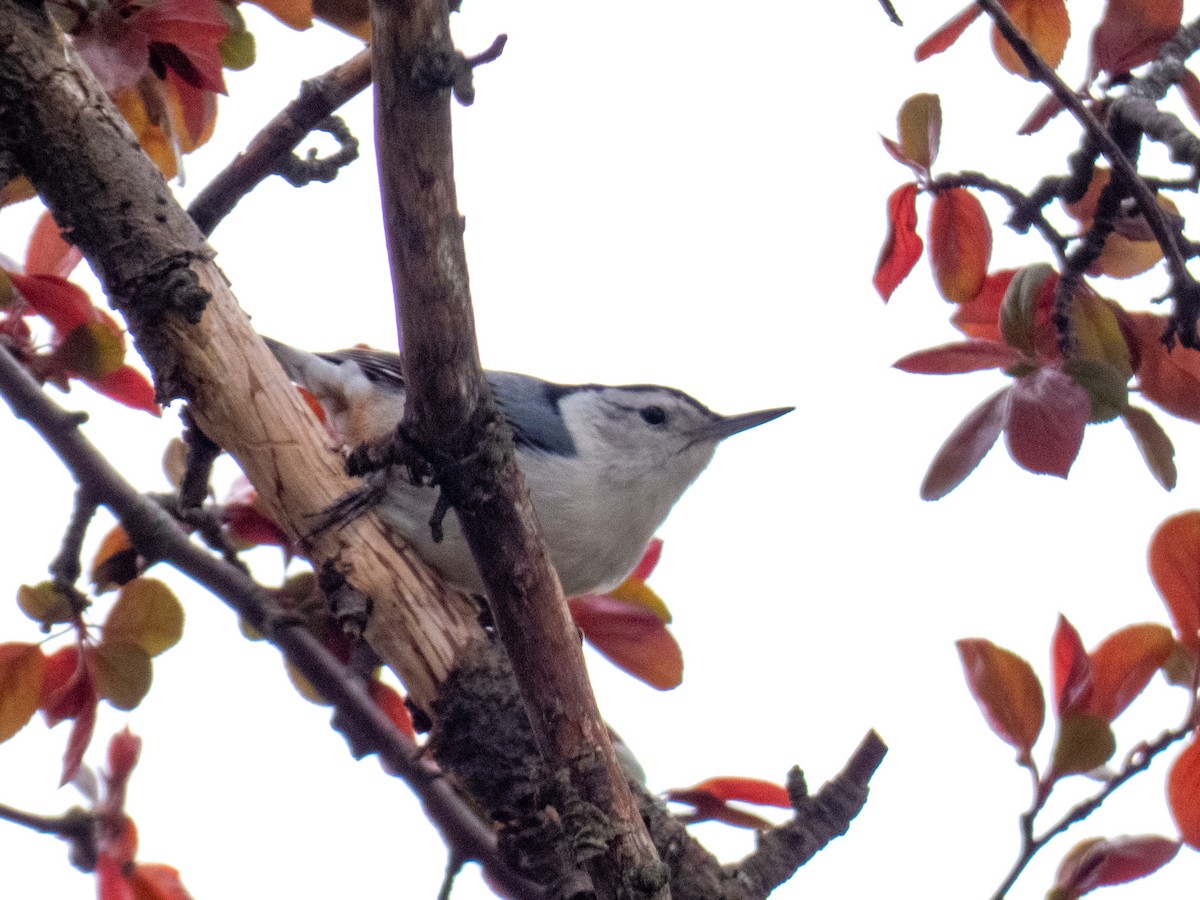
[{"x1": 3, "y1": 2, "x2": 1200, "y2": 899}]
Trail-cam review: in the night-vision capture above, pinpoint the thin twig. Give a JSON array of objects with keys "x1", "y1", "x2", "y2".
[
  {"x1": 988, "y1": 700, "x2": 1197, "y2": 900},
  {"x1": 932, "y1": 171, "x2": 1069, "y2": 264},
  {"x1": 977, "y1": 0, "x2": 1198, "y2": 344},
  {"x1": 187, "y1": 49, "x2": 372, "y2": 237}
]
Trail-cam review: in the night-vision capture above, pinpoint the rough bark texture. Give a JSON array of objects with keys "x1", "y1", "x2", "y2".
[
  {"x1": 369, "y1": 1, "x2": 670, "y2": 897},
  {"x1": 0, "y1": 0, "x2": 482, "y2": 711}
]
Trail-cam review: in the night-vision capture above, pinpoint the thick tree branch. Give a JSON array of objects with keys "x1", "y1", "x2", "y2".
[
  {"x1": 0, "y1": 343, "x2": 541, "y2": 900},
  {"x1": 368, "y1": 2, "x2": 668, "y2": 897},
  {"x1": 0, "y1": 0, "x2": 481, "y2": 713}
]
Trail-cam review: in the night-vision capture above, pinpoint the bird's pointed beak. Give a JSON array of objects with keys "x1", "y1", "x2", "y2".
[{"x1": 701, "y1": 406, "x2": 794, "y2": 442}]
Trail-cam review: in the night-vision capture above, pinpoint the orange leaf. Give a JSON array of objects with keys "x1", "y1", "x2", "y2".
[
  {"x1": 98, "y1": 850, "x2": 137, "y2": 900},
  {"x1": 873, "y1": 183, "x2": 923, "y2": 302},
  {"x1": 991, "y1": 0, "x2": 1071, "y2": 78},
  {"x1": 1148, "y1": 511, "x2": 1200, "y2": 651},
  {"x1": 957, "y1": 638, "x2": 1045, "y2": 759},
  {"x1": 951, "y1": 269, "x2": 1016, "y2": 340},
  {"x1": 312, "y1": 0, "x2": 371, "y2": 39},
  {"x1": 0, "y1": 643, "x2": 45, "y2": 742},
  {"x1": 929, "y1": 188, "x2": 991, "y2": 303},
  {"x1": 916, "y1": 4, "x2": 984, "y2": 61},
  {"x1": 103, "y1": 578, "x2": 184, "y2": 657},
  {"x1": 1169, "y1": 733, "x2": 1200, "y2": 848},
  {"x1": 1088, "y1": 623, "x2": 1174, "y2": 721},
  {"x1": 1129, "y1": 312, "x2": 1200, "y2": 423},
  {"x1": 91, "y1": 525, "x2": 143, "y2": 592},
  {"x1": 569, "y1": 596, "x2": 683, "y2": 690}
]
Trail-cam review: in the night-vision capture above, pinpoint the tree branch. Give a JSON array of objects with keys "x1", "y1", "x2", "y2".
[
  {"x1": 977, "y1": 0, "x2": 1200, "y2": 347},
  {"x1": 188, "y1": 48, "x2": 372, "y2": 237},
  {"x1": 368, "y1": 2, "x2": 668, "y2": 897},
  {"x1": 0, "y1": 342, "x2": 542, "y2": 900}
]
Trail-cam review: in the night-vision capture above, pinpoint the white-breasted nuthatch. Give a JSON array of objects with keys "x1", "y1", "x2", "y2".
[{"x1": 265, "y1": 338, "x2": 792, "y2": 598}]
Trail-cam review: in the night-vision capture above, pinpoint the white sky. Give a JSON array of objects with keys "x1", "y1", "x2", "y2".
[{"x1": 4, "y1": 1, "x2": 1200, "y2": 898}]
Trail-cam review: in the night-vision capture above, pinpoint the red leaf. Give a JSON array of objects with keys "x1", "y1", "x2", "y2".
[
  {"x1": 1090, "y1": 0, "x2": 1182, "y2": 79},
  {"x1": 916, "y1": 4, "x2": 984, "y2": 60},
  {"x1": 687, "y1": 776, "x2": 791, "y2": 808},
  {"x1": 60, "y1": 681, "x2": 98, "y2": 787},
  {"x1": 1052, "y1": 615, "x2": 1093, "y2": 717},
  {"x1": 1087, "y1": 623, "x2": 1174, "y2": 721},
  {"x1": 951, "y1": 269, "x2": 1017, "y2": 340},
  {"x1": 1054, "y1": 835, "x2": 1180, "y2": 895},
  {"x1": 569, "y1": 595, "x2": 683, "y2": 690},
  {"x1": 920, "y1": 387, "x2": 1009, "y2": 501},
  {"x1": 137, "y1": 0, "x2": 230, "y2": 94},
  {"x1": 630, "y1": 538, "x2": 663, "y2": 582},
  {"x1": 1004, "y1": 366, "x2": 1091, "y2": 477},
  {"x1": 87, "y1": 366, "x2": 162, "y2": 416},
  {"x1": 106, "y1": 727, "x2": 143, "y2": 801},
  {"x1": 1169, "y1": 733, "x2": 1200, "y2": 848},
  {"x1": 1176, "y1": 68, "x2": 1200, "y2": 127},
  {"x1": 129, "y1": 863, "x2": 193, "y2": 900},
  {"x1": 1148, "y1": 511, "x2": 1200, "y2": 652},
  {"x1": 367, "y1": 679, "x2": 416, "y2": 740},
  {"x1": 8, "y1": 272, "x2": 97, "y2": 334},
  {"x1": 873, "y1": 183, "x2": 923, "y2": 302},
  {"x1": 957, "y1": 638, "x2": 1045, "y2": 760},
  {"x1": 25, "y1": 211, "x2": 83, "y2": 279},
  {"x1": 929, "y1": 188, "x2": 992, "y2": 303},
  {"x1": 894, "y1": 340, "x2": 1020, "y2": 375},
  {"x1": 97, "y1": 851, "x2": 136, "y2": 900},
  {"x1": 1018, "y1": 92, "x2": 1066, "y2": 135}
]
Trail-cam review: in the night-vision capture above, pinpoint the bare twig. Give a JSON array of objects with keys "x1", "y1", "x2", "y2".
[
  {"x1": 187, "y1": 49, "x2": 372, "y2": 237},
  {"x1": 932, "y1": 171, "x2": 1069, "y2": 264},
  {"x1": 988, "y1": 697, "x2": 1197, "y2": 900},
  {"x1": 876, "y1": 0, "x2": 902, "y2": 26}
]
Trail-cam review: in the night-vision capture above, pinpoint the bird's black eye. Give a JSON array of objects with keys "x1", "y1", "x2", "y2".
[{"x1": 639, "y1": 405, "x2": 667, "y2": 426}]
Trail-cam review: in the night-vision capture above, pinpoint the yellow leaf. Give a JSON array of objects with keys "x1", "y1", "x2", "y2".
[
  {"x1": 93, "y1": 640, "x2": 152, "y2": 711},
  {"x1": 606, "y1": 579, "x2": 673, "y2": 623},
  {"x1": 104, "y1": 578, "x2": 185, "y2": 657},
  {"x1": 17, "y1": 581, "x2": 78, "y2": 627},
  {"x1": 0, "y1": 643, "x2": 45, "y2": 742}
]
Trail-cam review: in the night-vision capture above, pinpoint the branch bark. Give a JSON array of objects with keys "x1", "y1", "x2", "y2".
[
  {"x1": 368, "y1": 2, "x2": 668, "y2": 897},
  {"x1": 0, "y1": 0, "x2": 479, "y2": 714}
]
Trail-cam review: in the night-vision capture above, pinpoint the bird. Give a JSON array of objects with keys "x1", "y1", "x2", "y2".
[{"x1": 265, "y1": 338, "x2": 792, "y2": 598}]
